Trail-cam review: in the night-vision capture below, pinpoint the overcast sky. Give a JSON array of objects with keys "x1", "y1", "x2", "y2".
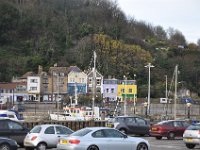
[{"x1": 116, "y1": 0, "x2": 200, "y2": 44}]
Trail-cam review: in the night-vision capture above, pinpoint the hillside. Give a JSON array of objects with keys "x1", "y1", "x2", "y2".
[{"x1": 0, "y1": 0, "x2": 200, "y2": 98}]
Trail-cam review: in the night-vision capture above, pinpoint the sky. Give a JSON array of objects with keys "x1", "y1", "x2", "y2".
[{"x1": 116, "y1": 0, "x2": 200, "y2": 44}]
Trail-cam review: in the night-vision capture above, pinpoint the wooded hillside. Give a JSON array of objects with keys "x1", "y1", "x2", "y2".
[{"x1": 1, "y1": 0, "x2": 200, "y2": 98}]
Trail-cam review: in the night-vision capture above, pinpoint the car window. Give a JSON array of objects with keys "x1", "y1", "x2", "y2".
[
  {"x1": 71, "y1": 128, "x2": 92, "y2": 136},
  {"x1": 44, "y1": 126, "x2": 55, "y2": 134},
  {"x1": 135, "y1": 118, "x2": 146, "y2": 125},
  {"x1": 126, "y1": 117, "x2": 136, "y2": 124},
  {"x1": 182, "y1": 121, "x2": 190, "y2": 127},
  {"x1": 104, "y1": 129, "x2": 124, "y2": 138},
  {"x1": 174, "y1": 121, "x2": 182, "y2": 127},
  {"x1": 115, "y1": 117, "x2": 125, "y2": 122},
  {"x1": 30, "y1": 126, "x2": 42, "y2": 133},
  {"x1": 55, "y1": 126, "x2": 73, "y2": 135},
  {"x1": 164, "y1": 121, "x2": 173, "y2": 127},
  {"x1": 7, "y1": 121, "x2": 23, "y2": 130},
  {"x1": 92, "y1": 130, "x2": 105, "y2": 138},
  {"x1": 187, "y1": 124, "x2": 200, "y2": 130},
  {"x1": 0, "y1": 121, "x2": 9, "y2": 130}
]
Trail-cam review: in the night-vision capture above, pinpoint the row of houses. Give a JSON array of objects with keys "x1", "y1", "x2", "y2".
[{"x1": 0, "y1": 64, "x2": 137, "y2": 104}]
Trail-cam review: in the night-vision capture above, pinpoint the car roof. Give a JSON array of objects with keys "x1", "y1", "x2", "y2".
[{"x1": 84, "y1": 127, "x2": 112, "y2": 130}]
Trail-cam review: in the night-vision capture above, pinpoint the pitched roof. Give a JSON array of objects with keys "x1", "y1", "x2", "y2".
[
  {"x1": 0, "y1": 82, "x2": 26, "y2": 89},
  {"x1": 67, "y1": 66, "x2": 82, "y2": 73}
]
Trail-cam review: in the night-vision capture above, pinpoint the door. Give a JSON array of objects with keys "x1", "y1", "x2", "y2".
[
  {"x1": 173, "y1": 121, "x2": 186, "y2": 136},
  {"x1": 42, "y1": 126, "x2": 57, "y2": 147},
  {"x1": 0, "y1": 120, "x2": 10, "y2": 138},
  {"x1": 135, "y1": 117, "x2": 149, "y2": 135},
  {"x1": 103, "y1": 129, "x2": 132, "y2": 150},
  {"x1": 125, "y1": 117, "x2": 139, "y2": 134}
]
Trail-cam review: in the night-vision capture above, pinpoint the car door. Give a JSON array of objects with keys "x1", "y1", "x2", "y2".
[
  {"x1": 0, "y1": 120, "x2": 10, "y2": 138},
  {"x1": 173, "y1": 121, "x2": 185, "y2": 136},
  {"x1": 7, "y1": 120, "x2": 28, "y2": 145},
  {"x1": 125, "y1": 117, "x2": 138, "y2": 134},
  {"x1": 42, "y1": 126, "x2": 57, "y2": 147},
  {"x1": 104, "y1": 129, "x2": 132, "y2": 150},
  {"x1": 135, "y1": 117, "x2": 149, "y2": 135}
]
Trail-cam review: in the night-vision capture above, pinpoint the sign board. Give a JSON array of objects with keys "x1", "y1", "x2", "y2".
[{"x1": 160, "y1": 98, "x2": 168, "y2": 104}]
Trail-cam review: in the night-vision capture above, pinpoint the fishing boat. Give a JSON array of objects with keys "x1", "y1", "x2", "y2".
[
  {"x1": 0, "y1": 109, "x2": 24, "y2": 122},
  {"x1": 49, "y1": 106, "x2": 100, "y2": 121}
]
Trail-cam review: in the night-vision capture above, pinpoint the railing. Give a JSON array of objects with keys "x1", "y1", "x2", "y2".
[{"x1": 23, "y1": 120, "x2": 107, "y2": 131}]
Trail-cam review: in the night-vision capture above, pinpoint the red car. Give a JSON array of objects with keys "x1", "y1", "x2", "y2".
[{"x1": 150, "y1": 120, "x2": 190, "y2": 140}]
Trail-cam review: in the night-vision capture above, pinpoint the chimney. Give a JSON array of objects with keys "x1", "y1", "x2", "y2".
[{"x1": 38, "y1": 65, "x2": 43, "y2": 74}]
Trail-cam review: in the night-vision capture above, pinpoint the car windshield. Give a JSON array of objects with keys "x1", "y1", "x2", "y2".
[
  {"x1": 71, "y1": 128, "x2": 92, "y2": 136},
  {"x1": 30, "y1": 126, "x2": 42, "y2": 133},
  {"x1": 187, "y1": 124, "x2": 200, "y2": 130}
]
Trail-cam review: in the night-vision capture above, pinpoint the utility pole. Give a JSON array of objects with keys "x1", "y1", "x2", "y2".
[
  {"x1": 123, "y1": 75, "x2": 127, "y2": 116},
  {"x1": 165, "y1": 75, "x2": 168, "y2": 116},
  {"x1": 92, "y1": 51, "x2": 97, "y2": 114},
  {"x1": 174, "y1": 65, "x2": 178, "y2": 120},
  {"x1": 144, "y1": 63, "x2": 154, "y2": 114}
]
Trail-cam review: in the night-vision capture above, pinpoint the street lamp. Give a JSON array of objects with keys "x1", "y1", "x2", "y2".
[
  {"x1": 123, "y1": 75, "x2": 127, "y2": 116},
  {"x1": 143, "y1": 102, "x2": 148, "y2": 117},
  {"x1": 144, "y1": 63, "x2": 154, "y2": 114},
  {"x1": 186, "y1": 102, "x2": 192, "y2": 119}
]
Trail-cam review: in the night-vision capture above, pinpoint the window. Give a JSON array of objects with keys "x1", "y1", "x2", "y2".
[
  {"x1": 111, "y1": 88, "x2": 114, "y2": 93},
  {"x1": 55, "y1": 126, "x2": 73, "y2": 135},
  {"x1": 174, "y1": 121, "x2": 182, "y2": 127},
  {"x1": 30, "y1": 79, "x2": 38, "y2": 83},
  {"x1": 71, "y1": 128, "x2": 92, "y2": 136},
  {"x1": 97, "y1": 79, "x2": 101, "y2": 85},
  {"x1": 121, "y1": 88, "x2": 125, "y2": 93},
  {"x1": 0, "y1": 121, "x2": 9, "y2": 130},
  {"x1": 104, "y1": 129, "x2": 124, "y2": 138},
  {"x1": 126, "y1": 117, "x2": 136, "y2": 124},
  {"x1": 44, "y1": 126, "x2": 55, "y2": 134},
  {"x1": 129, "y1": 89, "x2": 132, "y2": 93},
  {"x1": 92, "y1": 130, "x2": 105, "y2": 138},
  {"x1": 8, "y1": 121, "x2": 23, "y2": 130},
  {"x1": 106, "y1": 88, "x2": 109, "y2": 93},
  {"x1": 30, "y1": 126, "x2": 42, "y2": 133},
  {"x1": 30, "y1": 87, "x2": 37, "y2": 91},
  {"x1": 135, "y1": 118, "x2": 146, "y2": 125}
]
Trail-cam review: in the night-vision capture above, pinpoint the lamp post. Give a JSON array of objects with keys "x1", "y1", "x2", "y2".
[
  {"x1": 144, "y1": 102, "x2": 148, "y2": 117},
  {"x1": 144, "y1": 63, "x2": 154, "y2": 114},
  {"x1": 123, "y1": 75, "x2": 127, "y2": 116},
  {"x1": 186, "y1": 102, "x2": 192, "y2": 119}
]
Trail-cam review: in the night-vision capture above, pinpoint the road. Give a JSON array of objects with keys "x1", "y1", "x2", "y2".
[{"x1": 18, "y1": 136, "x2": 198, "y2": 150}]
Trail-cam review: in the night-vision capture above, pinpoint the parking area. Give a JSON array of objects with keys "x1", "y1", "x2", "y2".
[{"x1": 18, "y1": 136, "x2": 195, "y2": 150}]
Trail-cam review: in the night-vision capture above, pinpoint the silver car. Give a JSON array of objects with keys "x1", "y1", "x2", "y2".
[
  {"x1": 57, "y1": 127, "x2": 150, "y2": 150},
  {"x1": 24, "y1": 124, "x2": 73, "y2": 150},
  {"x1": 183, "y1": 123, "x2": 200, "y2": 149}
]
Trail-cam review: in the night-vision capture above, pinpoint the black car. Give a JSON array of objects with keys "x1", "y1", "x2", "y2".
[
  {"x1": 0, "y1": 137, "x2": 18, "y2": 150},
  {"x1": 0, "y1": 119, "x2": 29, "y2": 147},
  {"x1": 107, "y1": 116, "x2": 150, "y2": 136}
]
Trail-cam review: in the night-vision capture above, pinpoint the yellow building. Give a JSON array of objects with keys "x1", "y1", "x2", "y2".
[{"x1": 117, "y1": 80, "x2": 137, "y2": 102}]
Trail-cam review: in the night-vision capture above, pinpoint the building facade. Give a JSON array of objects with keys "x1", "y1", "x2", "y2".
[{"x1": 103, "y1": 79, "x2": 118, "y2": 102}]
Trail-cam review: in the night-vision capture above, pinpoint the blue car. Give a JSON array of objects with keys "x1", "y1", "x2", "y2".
[{"x1": 0, "y1": 137, "x2": 19, "y2": 150}]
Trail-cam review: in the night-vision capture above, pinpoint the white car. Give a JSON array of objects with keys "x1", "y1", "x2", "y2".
[
  {"x1": 24, "y1": 124, "x2": 73, "y2": 150},
  {"x1": 57, "y1": 127, "x2": 150, "y2": 150},
  {"x1": 183, "y1": 123, "x2": 200, "y2": 149}
]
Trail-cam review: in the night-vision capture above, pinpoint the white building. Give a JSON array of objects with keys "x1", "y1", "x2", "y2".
[{"x1": 27, "y1": 76, "x2": 41, "y2": 101}]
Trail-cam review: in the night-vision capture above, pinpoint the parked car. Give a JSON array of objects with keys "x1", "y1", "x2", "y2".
[
  {"x1": 24, "y1": 124, "x2": 74, "y2": 150},
  {"x1": 150, "y1": 120, "x2": 190, "y2": 140},
  {"x1": 107, "y1": 116, "x2": 150, "y2": 136},
  {"x1": 0, "y1": 137, "x2": 19, "y2": 150},
  {"x1": 0, "y1": 119, "x2": 29, "y2": 146},
  {"x1": 183, "y1": 123, "x2": 200, "y2": 149},
  {"x1": 57, "y1": 127, "x2": 150, "y2": 150}
]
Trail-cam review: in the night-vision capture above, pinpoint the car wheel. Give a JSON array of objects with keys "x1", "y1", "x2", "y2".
[
  {"x1": 155, "y1": 136, "x2": 162, "y2": 140},
  {"x1": 36, "y1": 143, "x2": 47, "y2": 150},
  {"x1": 87, "y1": 145, "x2": 99, "y2": 150},
  {"x1": 186, "y1": 143, "x2": 196, "y2": 149},
  {"x1": 136, "y1": 142, "x2": 148, "y2": 150},
  {"x1": 119, "y1": 128, "x2": 127, "y2": 134},
  {"x1": 167, "y1": 132, "x2": 175, "y2": 140},
  {"x1": 0, "y1": 144, "x2": 11, "y2": 150}
]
